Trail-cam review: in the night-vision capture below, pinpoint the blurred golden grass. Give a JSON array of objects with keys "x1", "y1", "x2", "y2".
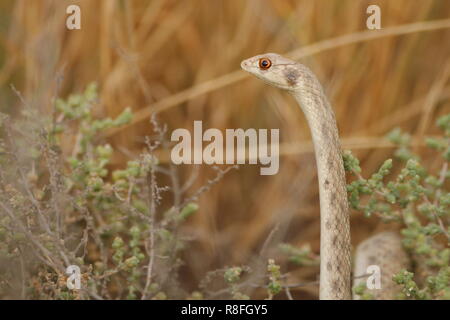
[{"x1": 1, "y1": 0, "x2": 449, "y2": 298}]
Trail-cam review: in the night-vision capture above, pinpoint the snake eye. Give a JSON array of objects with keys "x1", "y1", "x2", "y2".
[{"x1": 258, "y1": 58, "x2": 272, "y2": 70}]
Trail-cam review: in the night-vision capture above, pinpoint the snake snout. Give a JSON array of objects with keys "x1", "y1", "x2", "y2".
[{"x1": 240, "y1": 59, "x2": 252, "y2": 71}]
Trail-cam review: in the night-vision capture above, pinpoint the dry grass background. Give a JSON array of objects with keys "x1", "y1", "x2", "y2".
[{"x1": 0, "y1": 0, "x2": 449, "y2": 299}]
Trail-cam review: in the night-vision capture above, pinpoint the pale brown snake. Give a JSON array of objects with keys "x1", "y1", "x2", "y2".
[{"x1": 241, "y1": 53, "x2": 409, "y2": 300}]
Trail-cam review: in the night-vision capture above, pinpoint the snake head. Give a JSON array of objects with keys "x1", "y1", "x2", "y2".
[{"x1": 241, "y1": 53, "x2": 302, "y2": 91}]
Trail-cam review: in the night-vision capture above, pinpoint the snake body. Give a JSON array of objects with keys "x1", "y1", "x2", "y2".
[
  {"x1": 354, "y1": 231, "x2": 410, "y2": 299},
  {"x1": 241, "y1": 53, "x2": 409, "y2": 300}
]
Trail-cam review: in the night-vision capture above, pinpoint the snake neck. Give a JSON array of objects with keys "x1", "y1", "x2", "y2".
[{"x1": 291, "y1": 83, "x2": 352, "y2": 300}]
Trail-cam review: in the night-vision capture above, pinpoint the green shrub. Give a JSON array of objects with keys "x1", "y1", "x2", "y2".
[{"x1": 344, "y1": 114, "x2": 450, "y2": 299}]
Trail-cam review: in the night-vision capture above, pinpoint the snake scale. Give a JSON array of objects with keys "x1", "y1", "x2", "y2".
[{"x1": 241, "y1": 53, "x2": 410, "y2": 300}]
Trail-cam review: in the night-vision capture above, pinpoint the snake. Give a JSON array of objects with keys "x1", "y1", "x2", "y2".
[{"x1": 241, "y1": 53, "x2": 410, "y2": 300}]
